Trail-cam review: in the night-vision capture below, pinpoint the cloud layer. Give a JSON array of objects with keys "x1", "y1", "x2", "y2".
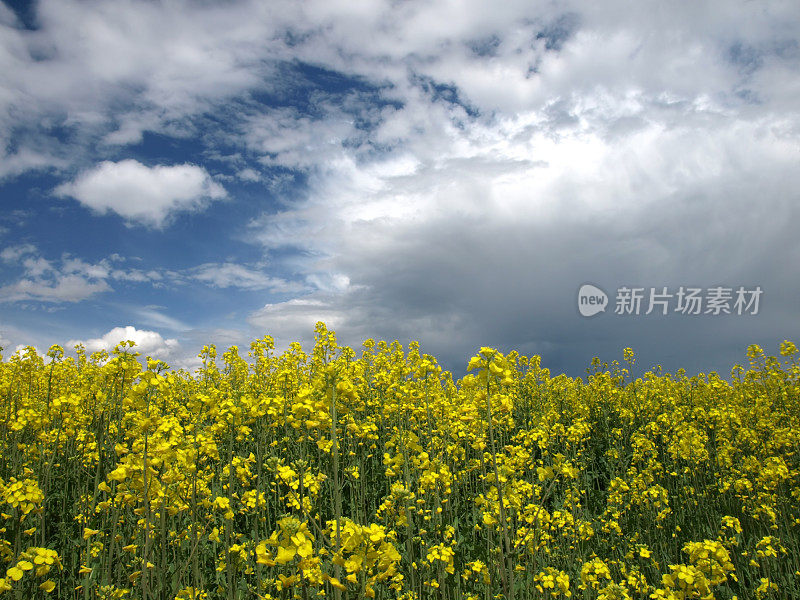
[
  {"x1": 0, "y1": 245, "x2": 295, "y2": 304},
  {"x1": 1, "y1": 1, "x2": 799, "y2": 375}
]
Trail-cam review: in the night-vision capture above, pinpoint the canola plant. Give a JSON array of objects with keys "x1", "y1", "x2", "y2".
[{"x1": 0, "y1": 323, "x2": 798, "y2": 600}]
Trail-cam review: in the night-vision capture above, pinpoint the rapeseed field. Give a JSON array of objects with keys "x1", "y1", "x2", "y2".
[{"x1": 0, "y1": 323, "x2": 798, "y2": 600}]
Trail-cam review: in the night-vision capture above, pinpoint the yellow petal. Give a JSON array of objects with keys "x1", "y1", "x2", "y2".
[
  {"x1": 275, "y1": 546, "x2": 296, "y2": 565},
  {"x1": 297, "y1": 542, "x2": 313, "y2": 558},
  {"x1": 108, "y1": 466, "x2": 128, "y2": 481},
  {"x1": 328, "y1": 576, "x2": 347, "y2": 591}
]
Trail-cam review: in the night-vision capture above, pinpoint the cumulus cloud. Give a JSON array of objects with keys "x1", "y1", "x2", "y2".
[
  {"x1": 55, "y1": 160, "x2": 226, "y2": 227},
  {"x1": 13, "y1": 344, "x2": 43, "y2": 357},
  {"x1": 67, "y1": 325, "x2": 179, "y2": 357}
]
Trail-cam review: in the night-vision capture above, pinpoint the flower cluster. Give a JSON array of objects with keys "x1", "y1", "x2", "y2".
[{"x1": 0, "y1": 327, "x2": 797, "y2": 599}]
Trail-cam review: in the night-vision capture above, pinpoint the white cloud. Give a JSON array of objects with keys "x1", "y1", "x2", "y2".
[
  {"x1": 0, "y1": 246, "x2": 113, "y2": 302},
  {"x1": 248, "y1": 297, "x2": 351, "y2": 351},
  {"x1": 236, "y1": 168, "x2": 261, "y2": 182},
  {"x1": 55, "y1": 160, "x2": 226, "y2": 227},
  {"x1": 0, "y1": 246, "x2": 166, "y2": 303},
  {"x1": 1, "y1": 1, "x2": 797, "y2": 166},
  {"x1": 245, "y1": 106, "x2": 367, "y2": 170},
  {"x1": 0, "y1": 0, "x2": 286, "y2": 169},
  {"x1": 0, "y1": 245, "x2": 303, "y2": 305},
  {"x1": 132, "y1": 306, "x2": 189, "y2": 332},
  {"x1": 175, "y1": 327, "x2": 256, "y2": 372},
  {"x1": 61, "y1": 257, "x2": 110, "y2": 279},
  {"x1": 13, "y1": 344, "x2": 43, "y2": 357},
  {"x1": 110, "y1": 269, "x2": 153, "y2": 283},
  {"x1": 67, "y1": 325, "x2": 179, "y2": 357},
  {"x1": 0, "y1": 275, "x2": 111, "y2": 304},
  {"x1": 189, "y1": 262, "x2": 306, "y2": 293},
  {"x1": 0, "y1": 244, "x2": 37, "y2": 262}
]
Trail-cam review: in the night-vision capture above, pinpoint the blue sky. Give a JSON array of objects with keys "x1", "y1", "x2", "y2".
[{"x1": 1, "y1": 0, "x2": 799, "y2": 376}]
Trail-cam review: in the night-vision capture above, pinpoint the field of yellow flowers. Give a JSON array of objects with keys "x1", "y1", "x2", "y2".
[{"x1": 1, "y1": 323, "x2": 798, "y2": 600}]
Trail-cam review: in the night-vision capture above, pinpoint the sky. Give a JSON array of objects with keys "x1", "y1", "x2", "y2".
[{"x1": 1, "y1": 0, "x2": 799, "y2": 378}]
